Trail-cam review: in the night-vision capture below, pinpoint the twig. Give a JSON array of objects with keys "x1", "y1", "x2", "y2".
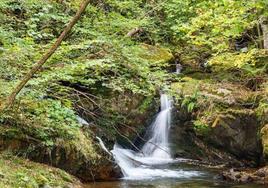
[
  {"x1": 71, "y1": 88, "x2": 103, "y2": 110},
  {"x1": 112, "y1": 125, "x2": 145, "y2": 156},
  {"x1": 118, "y1": 123, "x2": 171, "y2": 156}
]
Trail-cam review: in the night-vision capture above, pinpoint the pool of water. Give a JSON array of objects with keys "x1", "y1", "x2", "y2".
[
  {"x1": 84, "y1": 163, "x2": 266, "y2": 188},
  {"x1": 84, "y1": 179, "x2": 265, "y2": 188}
]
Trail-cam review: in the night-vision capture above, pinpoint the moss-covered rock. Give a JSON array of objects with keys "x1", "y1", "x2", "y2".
[
  {"x1": 261, "y1": 124, "x2": 268, "y2": 161},
  {"x1": 209, "y1": 110, "x2": 262, "y2": 164},
  {"x1": 139, "y1": 44, "x2": 174, "y2": 63},
  {"x1": 171, "y1": 67, "x2": 266, "y2": 165},
  {"x1": 0, "y1": 121, "x2": 123, "y2": 182},
  {"x1": 0, "y1": 153, "x2": 81, "y2": 188}
]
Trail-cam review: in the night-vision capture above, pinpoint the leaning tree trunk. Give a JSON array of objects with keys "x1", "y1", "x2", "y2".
[
  {"x1": 261, "y1": 16, "x2": 268, "y2": 50},
  {"x1": 0, "y1": 0, "x2": 91, "y2": 112}
]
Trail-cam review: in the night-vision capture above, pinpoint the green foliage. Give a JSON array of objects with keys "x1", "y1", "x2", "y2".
[
  {"x1": 208, "y1": 49, "x2": 267, "y2": 69},
  {"x1": 0, "y1": 0, "x2": 172, "y2": 143},
  {"x1": 0, "y1": 0, "x2": 173, "y2": 100},
  {"x1": 193, "y1": 120, "x2": 210, "y2": 136},
  {"x1": 256, "y1": 101, "x2": 268, "y2": 124},
  {"x1": 138, "y1": 96, "x2": 154, "y2": 113},
  {"x1": 0, "y1": 98, "x2": 89, "y2": 148},
  {"x1": 181, "y1": 91, "x2": 199, "y2": 112},
  {"x1": 207, "y1": 48, "x2": 268, "y2": 84},
  {"x1": 161, "y1": 0, "x2": 266, "y2": 51}
]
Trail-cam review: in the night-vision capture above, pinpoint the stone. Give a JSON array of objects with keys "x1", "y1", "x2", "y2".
[
  {"x1": 222, "y1": 166, "x2": 268, "y2": 185},
  {"x1": 209, "y1": 110, "x2": 262, "y2": 164},
  {"x1": 254, "y1": 166, "x2": 268, "y2": 177}
]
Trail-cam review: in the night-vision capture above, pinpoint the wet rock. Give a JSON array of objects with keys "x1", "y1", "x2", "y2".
[
  {"x1": 222, "y1": 169, "x2": 254, "y2": 183},
  {"x1": 222, "y1": 166, "x2": 268, "y2": 184},
  {"x1": 75, "y1": 159, "x2": 122, "y2": 181},
  {"x1": 170, "y1": 109, "x2": 248, "y2": 166},
  {"x1": 38, "y1": 145, "x2": 122, "y2": 182},
  {"x1": 254, "y1": 167, "x2": 268, "y2": 178}
]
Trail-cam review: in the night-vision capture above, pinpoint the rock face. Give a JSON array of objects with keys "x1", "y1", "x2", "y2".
[
  {"x1": 170, "y1": 72, "x2": 265, "y2": 166},
  {"x1": 209, "y1": 110, "x2": 262, "y2": 164},
  {"x1": 170, "y1": 109, "x2": 245, "y2": 167}
]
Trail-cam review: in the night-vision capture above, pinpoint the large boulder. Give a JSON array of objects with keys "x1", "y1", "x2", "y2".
[
  {"x1": 0, "y1": 136, "x2": 121, "y2": 182},
  {"x1": 170, "y1": 109, "x2": 244, "y2": 166},
  {"x1": 171, "y1": 74, "x2": 264, "y2": 165},
  {"x1": 209, "y1": 110, "x2": 262, "y2": 164}
]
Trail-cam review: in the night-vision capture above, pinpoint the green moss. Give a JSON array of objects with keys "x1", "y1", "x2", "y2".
[
  {"x1": 171, "y1": 76, "x2": 201, "y2": 96},
  {"x1": 193, "y1": 120, "x2": 211, "y2": 136},
  {"x1": 138, "y1": 44, "x2": 174, "y2": 63},
  {"x1": 261, "y1": 124, "x2": 268, "y2": 160},
  {"x1": 0, "y1": 98, "x2": 99, "y2": 161},
  {"x1": 0, "y1": 153, "x2": 80, "y2": 188},
  {"x1": 138, "y1": 96, "x2": 155, "y2": 113},
  {"x1": 256, "y1": 102, "x2": 268, "y2": 125},
  {"x1": 171, "y1": 61, "x2": 267, "y2": 146}
]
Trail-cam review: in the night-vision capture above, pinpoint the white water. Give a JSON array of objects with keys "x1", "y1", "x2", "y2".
[
  {"x1": 141, "y1": 94, "x2": 172, "y2": 158},
  {"x1": 109, "y1": 94, "x2": 200, "y2": 180},
  {"x1": 175, "y1": 62, "x2": 182, "y2": 74}
]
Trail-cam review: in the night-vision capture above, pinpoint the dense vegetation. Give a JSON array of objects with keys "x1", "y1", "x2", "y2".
[{"x1": 0, "y1": 0, "x2": 267, "y2": 186}]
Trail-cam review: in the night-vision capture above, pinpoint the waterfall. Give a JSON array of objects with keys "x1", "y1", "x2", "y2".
[
  {"x1": 141, "y1": 94, "x2": 172, "y2": 158},
  {"x1": 100, "y1": 94, "x2": 200, "y2": 180},
  {"x1": 175, "y1": 62, "x2": 182, "y2": 74}
]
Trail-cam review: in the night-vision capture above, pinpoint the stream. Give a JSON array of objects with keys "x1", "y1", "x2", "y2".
[
  {"x1": 85, "y1": 179, "x2": 265, "y2": 188},
  {"x1": 89, "y1": 94, "x2": 266, "y2": 188}
]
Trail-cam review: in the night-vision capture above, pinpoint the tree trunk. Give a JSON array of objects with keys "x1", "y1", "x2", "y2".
[
  {"x1": 261, "y1": 17, "x2": 268, "y2": 50},
  {"x1": 0, "y1": 0, "x2": 91, "y2": 112}
]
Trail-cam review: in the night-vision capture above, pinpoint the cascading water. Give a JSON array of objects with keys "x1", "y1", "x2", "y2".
[
  {"x1": 141, "y1": 94, "x2": 172, "y2": 158},
  {"x1": 175, "y1": 62, "x2": 182, "y2": 74},
  {"x1": 110, "y1": 94, "x2": 200, "y2": 180}
]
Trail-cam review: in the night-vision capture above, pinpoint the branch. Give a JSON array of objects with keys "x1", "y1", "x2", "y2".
[
  {"x1": 0, "y1": 0, "x2": 91, "y2": 112},
  {"x1": 118, "y1": 123, "x2": 171, "y2": 156},
  {"x1": 112, "y1": 125, "x2": 144, "y2": 155}
]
